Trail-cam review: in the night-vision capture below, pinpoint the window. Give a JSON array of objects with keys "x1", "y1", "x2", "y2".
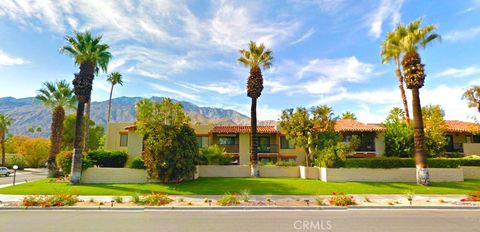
[
  {"x1": 280, "y1": 136, "x2": 295, "y2": 149},
  {"x1": 196, "y1": 136, "x2": 209, "y2": 148},
  {"x1": 120, "y1": 134, "x2": 128, "y2": 147},
  {"x1": 473, "y1": 135, "x2": 480, "y2": 143},
  {"x1": 344, "y1": 133, "x2": 375, "y2": 152},
  {"x1": 218, "y1": 137, "x2": 236, "y2": 145}
]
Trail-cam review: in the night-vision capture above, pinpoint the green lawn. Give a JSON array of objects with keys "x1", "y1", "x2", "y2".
[{"x1": 0, "y1": 178, "x2": 479, "y2": 196}]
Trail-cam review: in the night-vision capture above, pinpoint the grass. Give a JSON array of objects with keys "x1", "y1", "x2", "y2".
[{"x1": 0, "y1": 178, "x2": 478, "y2": 196}]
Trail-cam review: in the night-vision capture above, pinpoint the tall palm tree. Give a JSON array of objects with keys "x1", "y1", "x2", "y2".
[
  {"x1": 0, "y1": 114, "x2": 12, "y2": 166},
  {"x1": 398, "y1": 18, "x2": 441, "y2": 185},
  {"x1": 36, "y1": 80, "x2": 76, "y2": 177},
  {"x1": 237, "y1": 41, "x2": 273, "y2": 177},
  {"x1": 341, "y1": 111, "x2": 357, "y2": 120},
  {"x1": 106, "y1": 72, "x2": 124, "y2": 122},
  {"x1": 381, "y1": 28, "x2": 411, "y2": 123},
  {"x1": 463, "y1": 85, "x2": 480, "y2": 114},
  {"x1": 60, "y1": 31, "x2": 111, "y2": 184}
]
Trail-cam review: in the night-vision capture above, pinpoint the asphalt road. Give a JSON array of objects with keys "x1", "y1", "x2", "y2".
[
  {"x1": 0, "y1": 209, "x2": 478, "y2": 232},
  {"x1": 0, "y1": 168, "x2": 47, "y2": 186}
]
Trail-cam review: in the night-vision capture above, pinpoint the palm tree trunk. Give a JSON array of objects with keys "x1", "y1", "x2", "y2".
[
  {"x1": 83, "y1": 100, "x2": 91, "y2": 153},
  {"x1": 251, "y1": 97, "x2": 259, "y2": 177},
  {"x1": 47, "y1": 106, "x2": 65, "y2": 178},
  {"x1": 107, "y1": 84, "x2": 114, "y2": 122},
  {"x1": 396, "y1": 58, "x2": 410, "y2": 123},
  {"x1": 412, "y1": 87, "x2": 430, "y2": 185},
  {"x1": 71, "y1": 101, "x2": 85, "y2": 184},
  {"x1": 0, "y1": 133, "x2": 5, "y2": 166}
]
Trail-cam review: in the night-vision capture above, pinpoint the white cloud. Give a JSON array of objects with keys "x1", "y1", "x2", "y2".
[
  {"x1": 367, "y1": 0, "x2": 404, "y2": 38},
  {"x1": 267, "y1": 56, "x2": 375, "y2": 95},
  {"x1": 434, "y1": 66, "x2": 480, "y2": 78},
  {"x1": 0, "y1": 50, "x2": 27, "y2": 65},
  {"x1": 179, "y1": 82, "x2": 244, "y2": 96},
  {"x1": 149, "y1": 83, "x2": 199, "y2": 102},
  {"x1": 290, "y1": 28, "x2": 316, "y2": 45},
  {"x1": 288, "y1": 0, "x2": 345, "y2": 12},
  {"x1": 444, "y1": 26, "x2": 480, "y2": 41}
]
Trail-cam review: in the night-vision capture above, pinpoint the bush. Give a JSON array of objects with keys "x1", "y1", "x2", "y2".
[
  {"x1": 217, "y1": 193, "x2": 240, "y2": 206},
  {"x1": 200, "y1": 145, "x2": 232, "y2": 165},
  {"x1": 328, "y1": 192, "x2": 356, "y2": 206},
  {"x1": 275, "y1": 160, "x2": 297, "y2": 167},
  {"x1": 138, "y1": 193, "x2": 173, "y2": 206},
  {"x1": 5, "y1": 154, "x2": 26, "y2": 169},
  {"x1": 56, "y1": 150, "x2": 93, "y2": 176},
  {"x1": 131, "y1": 157, "x2": 146, "y2": 169},
  {"x1": 88, "y1": 150, "x2": 128, "y2": 168},
  {"x1": 22, "y1": 193, "x2": 79, "y2": 207},
  {"x1": 340, "y1": 157, "x2": 480, "y2": 168},
  {"x1": 113, "y1": 196, "x2": 123, "y2": 203}
]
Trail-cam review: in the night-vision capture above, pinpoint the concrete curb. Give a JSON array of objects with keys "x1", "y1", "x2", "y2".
[{"x1": 0, "y1": 205, "x2": 478, "y2": 211}]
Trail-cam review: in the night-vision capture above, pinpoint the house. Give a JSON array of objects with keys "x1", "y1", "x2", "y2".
[
  {"x1": 444, "y1": 120, "x2": 480, "y2": 156},
  {"x1": 105, "y1": 119, "x2": 386, "y2": 165}
]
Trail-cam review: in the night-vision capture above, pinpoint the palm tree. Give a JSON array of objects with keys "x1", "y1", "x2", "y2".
[
  {"x1": 237, "y1": 41, "x2": 273, "y2": 177},
  {"x1": 381, "y1": 28, "x2": 411, "y2": 123},
  {"x1": 0, "y1": 114, "x2": 12, "y2": 166},
  {"x1": 463, "y1": 85, "x2": 480, "y2": 114},
  {"x1": 398, "y1": 18, "x2": 441, "y2": 185},
  {"x1": 106, "y1": 72, "x2": 124, "y2": 122},
  {"x1": 60, "y1": 31, "x2": 111, "y2": 184},
  {"x1": 36, "y1": 80, "x2": 76, "y2": 177},
  {"x1": 341, "y1": 111, "x2": 357, "y2": 120}
]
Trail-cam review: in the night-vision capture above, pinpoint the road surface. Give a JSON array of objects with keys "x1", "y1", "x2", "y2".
[
  {"x1": 0, "y1": 168, "x2": 47, "y2": 186},
  {"x1": 0, "y1": 209, "x2": 478, "y2": 232}
]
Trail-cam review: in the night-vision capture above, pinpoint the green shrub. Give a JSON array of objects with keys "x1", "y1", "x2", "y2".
[
  {"x1": 138, "y1": 193, "x2": 173, "y2": 206},
  {"x1": 131, "y1": 157, "x2": 146, "y2": 169},
  {"x1": 217, "y1": 193, "x2": 240, "y2": 206},
  {"x1": 56, "y1": 150, "x2": 93, "y2": 175},
  {"x1": 22, "y1": 193, "x2": 79, "y2": 207},
  {"x1": 88, "y1": 150, "x2": 128, "y2": 168},
  {"x1": 5, "y1": 154, "x2": 26, "y2": 169},
  {"x1": 200, "y1": 145, "x2": 232, "y2": 165},
  {"x1": 341, "y1": 157, "x2": 480, "y2": 168},
  {"x1": 275, "y1": 160, "x2": 297, "y2": 167},
  {"x1": 113, "y1": 196, "x2": 123, "y2": 203},
  {"x1": 441, "y1": 152, "x2": 464, "y2": 158},
  {"x1": 130, "y1": 193, "x2": 141, "y2": 203}
]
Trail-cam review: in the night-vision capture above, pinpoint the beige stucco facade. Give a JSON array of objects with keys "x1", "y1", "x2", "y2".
[{"x1": 445, "y1": 132, "x2": 480, "y2": 156}]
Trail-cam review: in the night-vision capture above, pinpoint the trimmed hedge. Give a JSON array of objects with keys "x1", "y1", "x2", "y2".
[
  {"x1": 131, "y1": 157, "x2": 146, "y2": 169},
  {"x1": 88, "y1": 150, "x2": 128, "y2": 168},
  {"x1": 341, "y1": 157, "x2": 480, "y2": 169}
]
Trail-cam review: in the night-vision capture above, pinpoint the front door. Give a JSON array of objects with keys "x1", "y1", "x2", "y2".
[{"x1": 445, "y1": 135, "x2": 454, "y2": 152}]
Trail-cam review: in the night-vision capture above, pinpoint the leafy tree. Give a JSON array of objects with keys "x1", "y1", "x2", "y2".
[
  {"x1": 62, "y1": 114, "x2": 104, "y2": 151},
  {"x1": 60, "y1": 31, "x2": 111, "y2": 184},
  {"x1": 422, "y1": 105, "x2": 447, "y2": 157},
  {"x1": 136, "y1": 98, "x2": 200, "y2": 183},
  {"x1": 27, "y1": 127, "x2": 43, "y2": 137},
  {"x1": 237, "y1": 41, "x2": 273, "y2": 177},
  {"x1": 16, "y1": 138, "x2": 50, "y2": 168},
  {"x1": 106, "y1": 72, "x2": 123, "y2": 122},
  {"x1": 0, "y1": 114, "x2": 12, "y2": 165},
  {"x1": 462, "y1": 85, "x2": 480, "y2": 114},
  {"x1": 381, "y1": 28, "x2": 411, "y2": 122},
  {"x1": 36, "y1": 80, "x2": 76, "y2": 177},
  {"x1": 383, "y1": 107, "x2": 414, "y2": 157},
  {"x1": 396, "y1": 18, "x2": 441, "y2": 185},
  {"x1": 341, "y1": 111, "x2": 357, "y2": 120}
]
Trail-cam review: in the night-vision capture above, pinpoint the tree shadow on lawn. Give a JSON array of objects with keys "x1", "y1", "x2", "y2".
[{"x1": 355, "y1": 180, "x2": 479, "y2": 194}]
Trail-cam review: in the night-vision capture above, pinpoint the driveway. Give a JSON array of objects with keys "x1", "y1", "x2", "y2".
[{"x1": 0, "y1": 168, "x2": 47, "y2": 187}]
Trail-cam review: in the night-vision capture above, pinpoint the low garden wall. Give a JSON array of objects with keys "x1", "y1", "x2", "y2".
[
  {"x1": 462, "y1": 166, "x2": 480, "y2": 179},
  {"x1": 320, "y1": 167, "x2": 464, "y2": 182},
  {"x1": 81, "y1": 168, "x2": 148, "y2": 184},
  {"x1": 300, "y1": 166, "x2": 320, "y2": 179},
  {"x1": 259, "y1": 166, "x2": 300, "y2": 178},
  {"x1": 197, "y1": 165, "x2": 251, "y2": 177}
]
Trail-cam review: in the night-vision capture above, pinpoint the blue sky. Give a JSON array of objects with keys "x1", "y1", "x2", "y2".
[{"x1": 0, "y1": 0, "x2": 480, "y2": 122}]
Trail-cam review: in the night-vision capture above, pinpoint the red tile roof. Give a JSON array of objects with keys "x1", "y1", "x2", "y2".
[
  {"x1": 124, "y1": 125, "x2": 136, "y2": 130},
  {"x1": 333, "y1": 119, "x2": 385, "y2": 132},
  {"x1": 444, "y1": 120, "x2": 480, "y2": 133},
  {"x1": 210, "y1": 125, "x2": 278, "y2": 134}
]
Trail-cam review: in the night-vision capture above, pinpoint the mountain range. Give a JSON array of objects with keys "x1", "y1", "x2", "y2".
[{"x1": 0, "y1": 96, "x2": 276, "y2": 137}]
